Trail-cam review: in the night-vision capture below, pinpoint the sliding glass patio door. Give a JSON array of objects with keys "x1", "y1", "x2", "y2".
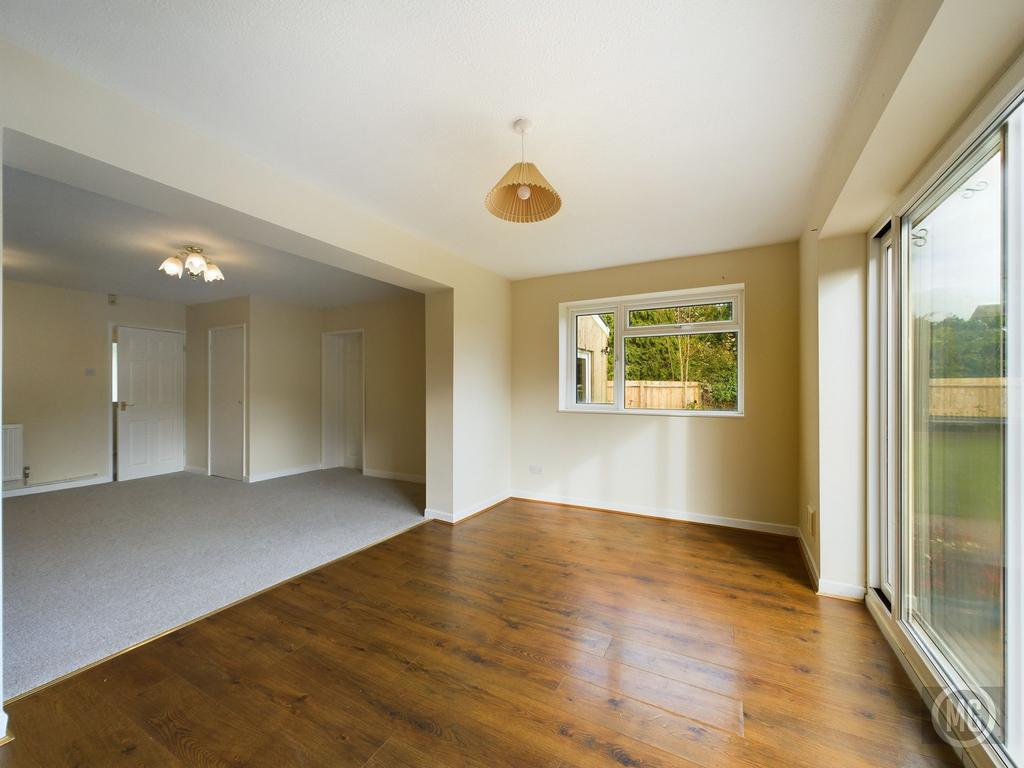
[
  {"x1": 904, "y1": 134, "x2": 1006, "y2": 735},
  {"x1": 877, "y1": 97, "x2": 1022, "y2": 763}
]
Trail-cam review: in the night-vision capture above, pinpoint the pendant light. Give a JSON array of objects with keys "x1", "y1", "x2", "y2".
[{"x1": 485, "y1": 118, "x2": 561, "y2": 223}]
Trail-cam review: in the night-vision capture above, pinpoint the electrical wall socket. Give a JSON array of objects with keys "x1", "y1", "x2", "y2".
[{"x1": 528, "y1": 464, "x2": 543, "y2": 475}]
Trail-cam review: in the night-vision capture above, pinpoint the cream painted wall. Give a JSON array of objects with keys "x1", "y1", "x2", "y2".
[
  {"x1": 510, "y1": 243, "x2": 799, "y2": 531},
  {"x1": 2, "y1": 280, "x2": 185, "y2": 485},
  {"x1": 323, "y1": 293, "x2": 425, "y2": 481},
  {"x1": 248, "y1": 296, "x2": 322, "y2": 479},
  {"x1": 184, "y1": 297, "x2": 250, "y2": 473},
  {"x1": 425, "y1": 290, "x2": 454, "y2": 518},
  {"x1": 816, "y1": 236, "x2": 867, "y2": 593},
  {"x1": 798, "y1": 231, "x2": 821, "y2": 574},
  {"x1": 453, "y1": 277, "x2": 511, "y2": 517}
]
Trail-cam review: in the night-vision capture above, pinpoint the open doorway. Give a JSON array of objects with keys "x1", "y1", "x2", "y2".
[
  {"x1": 2, "y1": 140, "x2": 426, "y2": 700},
  {"x1": 321, "y1": 330, "x2": 364, "y2": 472}
]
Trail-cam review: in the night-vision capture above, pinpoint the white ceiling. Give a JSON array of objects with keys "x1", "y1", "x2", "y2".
[
  {"x1": 2, "y1": 168, "x2": 414, "y2": 307},
  {"x1": 0, "y1": 0, "x2": 892, "y2": 280}
]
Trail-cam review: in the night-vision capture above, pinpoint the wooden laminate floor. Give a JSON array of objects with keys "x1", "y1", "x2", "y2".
[{"x1": 0, "y1": 500, "x2": 959, "y2": 767}]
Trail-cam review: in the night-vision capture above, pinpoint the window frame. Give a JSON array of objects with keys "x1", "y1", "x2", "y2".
[
  {"x1": 868, "y1": 229, "x2": 899, "y2": 604},
  {"x1": 560, "y1": 284, "x2": 745, "y2": 417}
]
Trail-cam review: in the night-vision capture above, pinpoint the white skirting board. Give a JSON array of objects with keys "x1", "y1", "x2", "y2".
[
  {"x1": 426, "y1": 491, "x2": 511, "y2": 524},
  {"x1": 817, "y1": 580, "x2": 867, "y2": 601},
  {"x1": 430, "y1": 490, "x2": 802, "y2": 537},
  {"x1": 3, "y1": 474, "x2": 110, "y2": 498},
  {"x1": 797, "y1": 530, "x2": 866, "y2": 600},
  {"x1": 246, "y1": 464, "x2": 323, "y2": 483},
  {"x1": 184, "y1": 465, "x2": 208, "y2": 475},
  {"x1": 509, "y1": 490, "x2": 800, "y2": 537},
  {"x1": 798, "y1": 529, "x2": 820, "y2": 587},
  {"x1": 424, "y1": 507, "x2": 453, "y2": 523},
  {"x1": 363, "y1": 468, "x2": 426, "y2": 484}
]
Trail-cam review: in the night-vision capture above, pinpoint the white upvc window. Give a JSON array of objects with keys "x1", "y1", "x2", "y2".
[{"x1": 560, "y1": 284, "x2": 744, "y2": 416}]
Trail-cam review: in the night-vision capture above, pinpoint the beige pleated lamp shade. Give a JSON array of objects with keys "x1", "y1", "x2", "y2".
[{"x1": 485, "y1": 161, "x2": 561, "y2": 223}]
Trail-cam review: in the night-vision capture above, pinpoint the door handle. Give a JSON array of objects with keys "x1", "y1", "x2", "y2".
[{"x1": 119, "y1": 401, "x2": 135, "y2": 412}]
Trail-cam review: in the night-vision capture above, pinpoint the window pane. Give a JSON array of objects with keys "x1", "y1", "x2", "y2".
[
  {"x1": 907, "y1": 147, "x2": 1005, "y2": 726},
  {"x1": 628, "y1": 301, "x2": 732, "y2": 327},
  {"x1": 623, "y1": 332, "x2": 737, "y2": 411},
  {"x1": 575, "y1": 313, "x2": 613, "y2": 404}
]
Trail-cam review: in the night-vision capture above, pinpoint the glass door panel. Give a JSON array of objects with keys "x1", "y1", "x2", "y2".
[{"x1": 905, "y1": 140, "x2": 1006, "y2": 730}]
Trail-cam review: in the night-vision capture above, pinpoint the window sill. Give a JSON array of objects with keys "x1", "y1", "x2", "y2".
[{"x1": 558, "y1": 406, "x2": 744, "y2": 418}]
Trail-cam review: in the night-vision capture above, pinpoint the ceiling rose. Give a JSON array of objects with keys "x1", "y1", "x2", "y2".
[{"x1": 485, "y1": 118, "x2": 561, "y2": 223}]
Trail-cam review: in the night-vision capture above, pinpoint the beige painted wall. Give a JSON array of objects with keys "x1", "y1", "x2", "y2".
[
  {"x1": 453, "y1": 277, "x2": 511, "y2": 517},
  {"x1": 323, "y1": 293, "x2": 425, "y2": 481},
  {"x1": 248, "y1": 296, "x2": 322, "y2": 479},
  {"x1": 510, "y1": 242, "x2": 799, "y2": 530},
  {"x1": 184, "y1": 297, "x2": 250, "y2": 472},
  {"x1": 425, "y1": 290, "x2": 454, "y2": 516},
  {"x1": 2, "y1": 280, "x2": 185, "y2": 484},
  {"x1": 798, "y1": 230, "x2": 820, "y2": 571}
]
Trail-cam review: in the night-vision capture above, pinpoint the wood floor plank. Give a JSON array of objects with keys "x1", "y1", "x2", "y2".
[
  {"x1": 362, "y1": 737, "x2": 445, "y2": 768},
  {"x1": 0, "y1": 499, "x2": 959, "y2": 767},
  {"x1": 5, "y1": 677, "x2": 180, "y2": 768}
]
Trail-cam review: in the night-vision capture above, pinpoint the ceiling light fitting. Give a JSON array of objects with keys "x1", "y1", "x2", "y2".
[
  {"x1": 158, "y1": 246, "x2": 225, "y2": 282},
  {"x1": 485, "y1": 118, "x2": 561, "y2": 223}
]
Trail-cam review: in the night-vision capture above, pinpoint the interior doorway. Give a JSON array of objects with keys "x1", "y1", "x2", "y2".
[
  {"x1": 208, "y1": 324, "x2": 247, "y2": 480},
  {"x1": 322, "y1": 330, "x2": 364, "y2": 471}
]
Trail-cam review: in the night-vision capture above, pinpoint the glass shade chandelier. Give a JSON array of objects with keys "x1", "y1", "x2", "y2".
[
  {"x1": 158, "y1": 246, "x2": 225, "y2": 282},
  {"x1": 485, "y1": 118, "x2": 561, "y2": 223}
]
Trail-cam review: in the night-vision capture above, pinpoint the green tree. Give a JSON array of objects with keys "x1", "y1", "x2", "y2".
[{"x1": 925, "y1": 312, "x2": 1004, "y2": 378}]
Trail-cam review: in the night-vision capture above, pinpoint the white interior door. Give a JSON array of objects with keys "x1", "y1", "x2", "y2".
[
  {"x1": 209, "y1": 325, "x2": 246, "y2": 481},
  {"x1": 341, "y1": 333, "x2": 364, "y2": 469},
  {"x1": 116, "y1": 327, "x2": 185, "y2": 481},
  {"x1": 322, "y1": 332, "x2": 364, "y2": 470}
]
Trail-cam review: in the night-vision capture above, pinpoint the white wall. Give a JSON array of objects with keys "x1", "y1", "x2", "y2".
[
  {"x1": 816, "y1": 236, "x2": 867, "y2": 595},
  {"x1": 453, "y1": 277, "x2": 511, "y2": 518},
  {"x1": 510, "y1": 243, "x2": 800, "y2": 532}
]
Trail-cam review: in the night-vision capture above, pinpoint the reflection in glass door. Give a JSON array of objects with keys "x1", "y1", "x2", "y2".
[{"x1": 904, "y1": 136, "x2": 1006, "y2": 732}]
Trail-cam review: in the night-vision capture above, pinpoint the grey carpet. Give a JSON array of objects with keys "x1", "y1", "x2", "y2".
[{"x1": 3, "y1": 468, "x2": 424, "y2": 697}]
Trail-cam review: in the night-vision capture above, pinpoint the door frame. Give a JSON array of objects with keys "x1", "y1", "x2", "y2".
[
  {"x1": 320, "y1": 329, "x2": 366, "y2": 471},
  {"x1": 108, "y1": 323, "x2": 187, "y2": 482},
  {"x1": 207, "y1": 323, "x2": 247, "y2": 480}
]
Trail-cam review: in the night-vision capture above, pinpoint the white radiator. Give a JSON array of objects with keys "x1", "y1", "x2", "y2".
[{"x1": 2, "y1": 425, "x2": 24, "y2": 482}]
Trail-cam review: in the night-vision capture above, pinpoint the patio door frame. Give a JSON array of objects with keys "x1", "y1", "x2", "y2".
[{"x1": 867, "y1": 87, "x2": 1024, "y2": 768}]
